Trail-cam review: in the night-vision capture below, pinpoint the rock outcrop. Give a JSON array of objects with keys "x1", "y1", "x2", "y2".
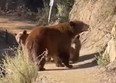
[{"x1": 70, "y1": 0, "x2": 116, "y2": 56}]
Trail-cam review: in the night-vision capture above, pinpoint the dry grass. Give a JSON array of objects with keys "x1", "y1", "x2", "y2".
[{"x1": 0, "y1": 49, "x2": 38, "y2": 83}]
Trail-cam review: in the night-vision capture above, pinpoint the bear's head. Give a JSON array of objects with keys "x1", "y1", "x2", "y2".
[
  {"x1": 70, "y1": 20, "x2": 89, "y2": 35},
  {"x1": 23, "y1": 30, "x2": 27, "y2": 35},
  {"x1": 15, "y1": 30, "x2": 29, "y2": 45}
]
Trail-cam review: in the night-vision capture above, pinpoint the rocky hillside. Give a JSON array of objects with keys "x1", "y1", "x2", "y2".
[{"x1": 70, "y1": 0, "x2": 116, "y2": 57}]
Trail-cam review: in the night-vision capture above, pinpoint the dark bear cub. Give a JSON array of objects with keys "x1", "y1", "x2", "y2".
[{"x1": 70, "y1": 35, "x2": 81, "y2": 64}]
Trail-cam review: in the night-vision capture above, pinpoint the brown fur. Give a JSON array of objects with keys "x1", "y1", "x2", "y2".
[
  {"x1": 70, "y1": 35, "x2": 81, "y2": 63},
  {"x1": 15, "y1": 30, "x2": 29, "y2": 48},
  {"x1": 47, "y1": 35, "x2": 81, "y2": 63},
  {"x1": 25, "y1": 20, "x2": 89, "y2": 71},
  {"x1": 19, "y1": 30, "x2": 29, "y2": 46}
]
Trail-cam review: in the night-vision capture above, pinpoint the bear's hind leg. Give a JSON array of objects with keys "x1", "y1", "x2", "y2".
[
  {"x1": 53, "y1": 55, "x2": 64, "y2": 67},
  {"x1": 32, "y1": 46, "x2": 46, "y2": 71},
  {"x1": 59, "y1": 51, "x2": 73, "y2": 68}
]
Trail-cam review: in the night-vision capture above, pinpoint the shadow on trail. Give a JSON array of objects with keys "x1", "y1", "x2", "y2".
[
  {"x1": 73, "y1": 60, "x2": 97, "y2": 69},
  {"x1": 45, "y1": 52, "x2": 99, "y2": 71},
  {"x1": 78, "y1": 52, "x2": 99, "y2": 62}
]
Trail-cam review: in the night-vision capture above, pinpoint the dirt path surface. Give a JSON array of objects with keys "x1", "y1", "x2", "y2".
[
  {"x1": 0, "y1": 16, "x2": 101, "y2": 83},
  {"x1": 0, "y1": 16, "x2": 35, "y2": 33},
  {"x1": 38, "y1": 50, "x2": 101, "y2": 83}
]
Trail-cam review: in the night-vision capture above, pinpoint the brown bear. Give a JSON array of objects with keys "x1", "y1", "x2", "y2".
[
  {"x1": 47, "y1": 35, "x2": 81, "y2": 63},
  {"x1": 25, "y1": 20, "x2": 89, "y2": 71},
  {"x1": 15, "y1": 30, "x2": 29, "y2": 49}
]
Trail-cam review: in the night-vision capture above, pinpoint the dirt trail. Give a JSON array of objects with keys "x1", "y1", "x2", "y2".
[
  {"x1": 0, "y1": 16, "x2": 101, "y2": 83},
  {"x1": 38, "y1": 50, "x2": 101, "y2": 83},
  {"x1": 0, "y1": 16, "x2": 35, "y2": 33}
]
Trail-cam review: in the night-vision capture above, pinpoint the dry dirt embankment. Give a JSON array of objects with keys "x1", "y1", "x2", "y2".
[{"x1": 70, "y1": 0, "x2": 116, "y2": 54}]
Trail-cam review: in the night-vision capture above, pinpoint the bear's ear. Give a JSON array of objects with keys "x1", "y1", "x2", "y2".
[
  {"x1": 14, "y1": 33, "x2": 17, "y2": 36},
  {"x1": 23, "y1": 30, "x2": 27, "y2": 34},
  {"x1": 69, "y1": 21, "x2": 76, "y2": 27}
]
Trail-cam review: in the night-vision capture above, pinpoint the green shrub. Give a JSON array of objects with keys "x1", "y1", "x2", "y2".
[
  {"x1": 0, "y1": 49, "x2": 38, "y2": 83},
  {"x1": 95, "y1": 52, "x2": 110, "y2": 66}
]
